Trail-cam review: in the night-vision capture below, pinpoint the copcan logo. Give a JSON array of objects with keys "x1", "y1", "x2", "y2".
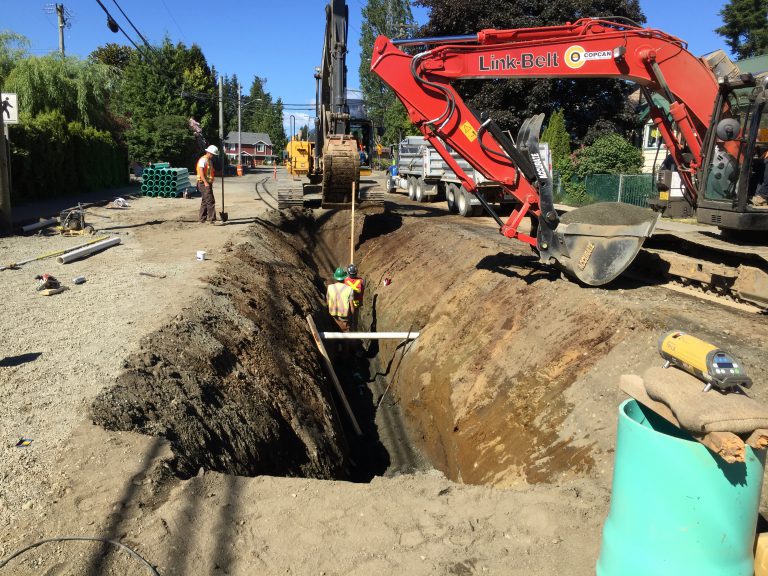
[{"x1": 564, "y1": 45, "x2": 613, "y2": 69}]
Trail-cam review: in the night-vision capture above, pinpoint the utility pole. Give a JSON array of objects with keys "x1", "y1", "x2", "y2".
[
  {"x1": 56, "y1": 4, "x2": 66, "y2": 57},
  {"x1": 0, "y1": 111, "x2": 11, "y2": 236},
  {"x1": 237, "y1": 81, "x2": 242, "y2": 167}
]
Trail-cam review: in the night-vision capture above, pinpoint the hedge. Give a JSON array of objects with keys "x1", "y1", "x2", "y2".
[{"x1": 8, "y1": 110, "x2": 128, "y2": 204}]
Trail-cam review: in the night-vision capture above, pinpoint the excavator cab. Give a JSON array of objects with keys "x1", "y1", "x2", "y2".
[{"x1": 698, "y1": 72, "x2": 768, "y2": 231}]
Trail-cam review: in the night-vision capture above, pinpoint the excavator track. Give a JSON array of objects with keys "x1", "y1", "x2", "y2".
[
  {"x1": 277, "y1": 187, "x2": 304, "y2": 209},
  {"x1": 321, "y1": 137, "x2": 360, "y2": 209},
  {"x1": 631, "y1": 230, "x2": 768, "y2": 311}
]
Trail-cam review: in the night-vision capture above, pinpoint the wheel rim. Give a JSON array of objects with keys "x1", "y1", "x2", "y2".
[
  {"x1": 458, "y1": 191, "x2": 467, "y2": 214},
  {"x1": 447, "y1": 186, "x2": 455, "y2": 206}
]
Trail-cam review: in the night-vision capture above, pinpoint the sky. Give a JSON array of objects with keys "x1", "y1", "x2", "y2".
[{"x1": 3, "y1": 0, "x2": 728, "y2": 133}]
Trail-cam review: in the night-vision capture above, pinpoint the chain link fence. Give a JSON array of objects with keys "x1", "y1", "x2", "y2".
[{"x1": 552, "y1": 173, "x2": 655, "y2": 208}]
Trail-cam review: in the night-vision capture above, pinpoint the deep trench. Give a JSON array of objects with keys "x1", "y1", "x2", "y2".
[{"x1": 91, "y1": 207, "x2": 429, "y2": 483}]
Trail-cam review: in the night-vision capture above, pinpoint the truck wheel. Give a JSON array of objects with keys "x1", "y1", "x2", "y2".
[
  {"x1": 457, "y1": 188, "x2": 474, "y2": 217},
  {"x1": 407, "y1": 176, "x2": 417, "y2": 200},
  {"x1": 472, "y1": 204, "x2": 485, "y2": 217},
  {"x1": 385, "y1": 172, "x2": 394, "y2": 193},
  {"x1": 446, "y1": 184, "x2": 459, "y2": 213},
  {"x1": 415, "y1": 178, "x2": 425, "y2": 202}
]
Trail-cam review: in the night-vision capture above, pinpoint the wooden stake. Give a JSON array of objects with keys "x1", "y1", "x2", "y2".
[
  {"x1": 307, "y1": 315, "x2": 362, "y2": 436},
  {"x1": 350, "y1": 181, "x2": 356, "y2": 265}
]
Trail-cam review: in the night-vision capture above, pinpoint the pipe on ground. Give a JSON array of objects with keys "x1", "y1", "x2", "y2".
[
  {"x1": 21, "y1": 218, "x2": 58, "y2": 233},
  {"x1": 56, "y1": 236, "x2": 121, "y2": 264},
  {"x1": 320, "y1": 332, "x2": 420, "y2": 340}
]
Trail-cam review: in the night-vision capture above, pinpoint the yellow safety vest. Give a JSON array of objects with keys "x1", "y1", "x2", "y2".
[
  {"x1": 197, "y1": 155, "x2": 214, "y2": 183},
  {"x1": 326, "y1": 282, "x2": 354, "y2": 318}
]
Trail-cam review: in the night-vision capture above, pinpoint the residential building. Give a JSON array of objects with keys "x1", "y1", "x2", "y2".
[{"x1": 224, "y1": 132, "x2": 275, "y2": 166}]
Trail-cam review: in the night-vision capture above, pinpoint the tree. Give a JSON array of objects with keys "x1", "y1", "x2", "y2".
[
  {"x1": 4, "y1": 55, "x2": 118, "y2": 129},
  {"x1": 573, "y1": 134, "x2": 643, "y2": 177},
  {"x1": 359, "y1": 0, "x2": 418, "y2": 144},
  {"x1": 716, "y1": 0, "x2": 768, "y2": 59},
  {"x1": 414, "y1": 0, "x2": 646, "y2": 144},
  {"x1": 115, "y1": 38, "x2": 217, "y2": 166},
  {"x1": 0, "y1": 32, "x2": 29, "y2": 84},
  {"x1": 242, "y1": 76, "x2": 286, "y2": 156},
  {"x1": 541, "y1": 108, "x2": 570, "y2": 167},
  {"x1": 89, "y1": 43, "x2": 134, "y2": 70}
]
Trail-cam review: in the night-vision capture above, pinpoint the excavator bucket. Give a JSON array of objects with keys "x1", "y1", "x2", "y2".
[
  {"x1": 513, "y1": 112, "x2": 659, "y2": 286},
  {"x1": 537, "y1": 202, "x2": 659, "y2": 286}
]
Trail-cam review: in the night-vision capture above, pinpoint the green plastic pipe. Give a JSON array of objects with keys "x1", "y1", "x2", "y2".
[{"x1": 597, "y1": 399, "x2": 765, "y2": 576}]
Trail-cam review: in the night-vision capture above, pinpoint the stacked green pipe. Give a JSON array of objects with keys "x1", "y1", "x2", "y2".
[{"x1": 140, "y1": 166, "x2": 192, "y2": 198}]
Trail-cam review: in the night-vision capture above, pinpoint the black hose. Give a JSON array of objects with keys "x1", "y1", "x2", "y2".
[{"x1": 0, "y1": 536, "x2": 160, "y2": 575}]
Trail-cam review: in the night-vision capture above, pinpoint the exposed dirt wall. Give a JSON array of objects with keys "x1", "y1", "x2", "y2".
[
  {"x1": 91, "y1": 212, "x2": 349, "y2": 479},
  {"x1": 355, "y1": 209, "x2": 655, "y2": 487}
]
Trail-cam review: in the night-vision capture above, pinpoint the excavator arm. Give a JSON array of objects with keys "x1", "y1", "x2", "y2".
[{"x1": 371, "y1": 18, "x2": 721, "y2": 285}]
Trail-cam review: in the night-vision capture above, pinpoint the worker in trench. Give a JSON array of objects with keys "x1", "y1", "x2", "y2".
[
  {"x1": 344, "y1": 264, "x2": 366, "y2": 356},
  {"x1": 326, "y1": 266, "x2": 356, "y2": 353}
]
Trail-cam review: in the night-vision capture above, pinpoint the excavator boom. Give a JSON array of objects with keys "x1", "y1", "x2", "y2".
[{"x1": 371, "y1": 18, "x2": 727, "y2": 285}]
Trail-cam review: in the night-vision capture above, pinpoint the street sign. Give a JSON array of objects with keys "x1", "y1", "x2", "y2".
[{"x1": 1, "y1": 93, "x2": 18, "y2": 125}]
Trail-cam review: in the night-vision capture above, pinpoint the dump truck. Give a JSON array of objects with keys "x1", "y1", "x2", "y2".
[{"x1": 387, "y1": 135, "x2": 547, "y2": 217}]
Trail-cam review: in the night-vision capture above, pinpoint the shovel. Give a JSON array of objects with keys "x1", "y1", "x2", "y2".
[{"x1": 219, "y1": 157, "x2": 228, "y2": 223}]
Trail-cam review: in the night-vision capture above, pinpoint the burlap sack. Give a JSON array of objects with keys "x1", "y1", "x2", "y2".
[{"x1": 643, "y1": 366, "x2": 768, "y2": 434}]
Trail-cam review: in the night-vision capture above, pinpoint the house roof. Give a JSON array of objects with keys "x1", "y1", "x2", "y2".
[
  {"x1": 735, "y1": 54, "x2": 768, "y2": 76},
  {"x1": 226, "y1": 131, "x2": 272, "y2": 146}
]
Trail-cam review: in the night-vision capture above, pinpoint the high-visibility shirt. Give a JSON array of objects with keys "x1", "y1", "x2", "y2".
[
  {"x1": 326, "y1": 282, "x2": 354, "y2": 318},
  {"x1": 343, "y1": 276, "x2": 365, "y2": 306},
  {"x1": 197, "y1": 155, "x2": 215, "y2": 183}
]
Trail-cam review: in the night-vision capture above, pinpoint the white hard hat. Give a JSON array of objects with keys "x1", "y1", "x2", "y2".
[{"x1": 205, "y1": 145, "x2": 219, "y2": 156}]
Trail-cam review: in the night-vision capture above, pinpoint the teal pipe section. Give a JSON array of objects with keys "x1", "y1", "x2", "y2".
[{"x1": 597, "y1": 399, "x2": 765, "y2": 576}]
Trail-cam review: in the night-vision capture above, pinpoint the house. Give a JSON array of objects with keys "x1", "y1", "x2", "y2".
[{"x1": 224, "y1": 131, "x2": 274, "y2": 166}]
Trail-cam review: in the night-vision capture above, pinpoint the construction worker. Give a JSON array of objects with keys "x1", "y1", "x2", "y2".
[
  {"x1": 327, "y1": 266, "x2": 356, "y2": 336},
  {"x1": 197, "y1": 145, "x2": 219, "y2": 224},
  {"x1": 343, "y1": 263, "x2": 365, "y2": 324}
]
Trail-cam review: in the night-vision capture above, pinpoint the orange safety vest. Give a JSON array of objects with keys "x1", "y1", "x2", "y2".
[
  {"x1": 197, "y1": 155, "x2": 215, "y2": 183},
  {"x1": 343, "y1": 276, "x2": 365, "y2": 305},
  {"x1": 326, "y1": 282, "x2": 354, "y2": 318}
]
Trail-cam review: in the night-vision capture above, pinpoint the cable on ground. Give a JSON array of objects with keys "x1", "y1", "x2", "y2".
[{"x1": 0, "y1": 536, "x2": 160, "y2": 575}]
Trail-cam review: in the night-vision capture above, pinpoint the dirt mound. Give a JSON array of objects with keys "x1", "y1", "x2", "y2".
[{"x1": 91, "y1": 211, "x2": 349, "y2": 479}]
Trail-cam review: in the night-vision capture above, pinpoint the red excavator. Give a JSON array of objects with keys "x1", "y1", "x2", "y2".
[{"x1": 371, "y1": 18, "x2": 768, "y2": 291}]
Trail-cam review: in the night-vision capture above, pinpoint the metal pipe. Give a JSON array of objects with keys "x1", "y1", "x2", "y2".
[
  {"x1": 21, "y1": 218, "x2": 57, "y2": 233},
  {"x1": 391, "y1": 34, "x2": 477, "y2": 46},
  {"x1": 56, "y1": 236, "x2": 121, "y2": 264},
  {"x1": 320, "y1": 332, "x2": 420, "y2": 340}
]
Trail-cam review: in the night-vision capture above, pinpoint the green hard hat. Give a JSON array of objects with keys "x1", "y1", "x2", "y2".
[{"x1": 334, "y1": 266, "x2": 347, "y2": 281}]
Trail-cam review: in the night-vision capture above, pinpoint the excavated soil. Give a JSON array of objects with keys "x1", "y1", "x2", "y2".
[
  {"x1": 5, "y1": 172, "x2": 768, "y2": 575},
  {"x1": 91, "y1": 210, "x2": 350, "y2": 480}
]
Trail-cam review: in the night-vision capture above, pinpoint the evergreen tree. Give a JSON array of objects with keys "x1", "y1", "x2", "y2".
[
  {"x1": 716, "y1": 0, "x2": 768, "y2": 59},
  {"x1": 115, "y1": 38, "x2": 217, "y2": 166},
  {"x1": 89, "y1": 43, "x2": 134, "y2": 70},
  {"x1": 541, "y1": 109, "x2": 571, "y2": 168},
  {"x1": 359, "y1": 0, "x2": 418, "y2": 145},
  {"x1": 414, "y1": 0, "x2": 646, "y2": 144},
  {"x1": 242, "y1": 77, "x2": 286, "y2": 156}
]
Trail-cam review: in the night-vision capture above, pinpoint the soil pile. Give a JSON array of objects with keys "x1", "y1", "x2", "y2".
[{"x1": 91, "y1": 211, "x2": 349, "y2": 479}]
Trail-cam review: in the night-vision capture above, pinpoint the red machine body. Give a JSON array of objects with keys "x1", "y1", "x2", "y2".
[{"x1": 371, "y1": 19, "x2": 731, "y2": 285}]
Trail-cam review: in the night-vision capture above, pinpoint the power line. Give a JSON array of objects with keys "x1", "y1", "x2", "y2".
[{"x1": 109, "y1": 0, "x2": 152, "y2": 49}]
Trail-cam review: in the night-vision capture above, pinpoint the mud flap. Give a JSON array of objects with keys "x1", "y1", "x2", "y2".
[
  {"x1": 537, "y1": 203, "x2": 659, "y2": 285},
  {"x1": 521, "y1": 114, "x2": 658, "y2": 286}
]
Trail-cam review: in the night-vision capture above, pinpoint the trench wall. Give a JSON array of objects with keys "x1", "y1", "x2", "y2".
[{"x1": 92, "y1": 212, "x2": 349, "y2": 479}]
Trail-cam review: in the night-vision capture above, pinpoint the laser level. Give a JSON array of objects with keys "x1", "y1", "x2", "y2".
[{"x1": 658, "y1": 331, "x2": 752, "y2": 392}]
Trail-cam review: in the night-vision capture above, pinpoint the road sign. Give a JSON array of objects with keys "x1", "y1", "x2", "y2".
[{"x1": 1, "y1": 93, "x2": 18, "y2": 125}]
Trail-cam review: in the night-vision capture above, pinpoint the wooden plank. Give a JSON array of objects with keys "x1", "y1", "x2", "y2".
[
  {"x1": 620, "y1": 374, "x2": 746, "y2": 463},
  {"x1": 307, "y1": 315, "x2": 362, "y2": 436}
]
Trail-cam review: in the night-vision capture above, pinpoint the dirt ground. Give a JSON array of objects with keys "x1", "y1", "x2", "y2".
[{"x1": 2, "y1": 167, "x2": 768, "y2": 575}]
